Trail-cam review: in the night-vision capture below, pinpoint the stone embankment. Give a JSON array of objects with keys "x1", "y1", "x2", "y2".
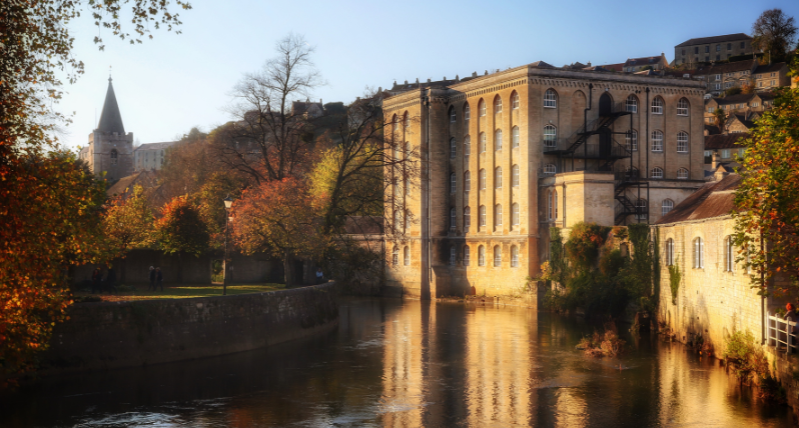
[{"x1": 39, "y1": 282, "x2": 339, "y2": 375}]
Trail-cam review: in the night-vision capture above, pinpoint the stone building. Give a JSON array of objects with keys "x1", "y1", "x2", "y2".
[
  {"x1": 134, "y1": 141, "x2": 175, "y2": 171},
  {"x1": 703, "y1": 91, "x2": 774, "y2": 124},
  {"x1": 754, "y1": 62, "x2": 791, "y2": 90},
  {"x1": 382, "y1": 62, "x2": 706, "y2": 298},
  {"x1": 674, "y1": 33, "x2": 754, "y2": 67},
  {"x1": 622, "y1": 54, "x2": 670, "y2": 73},
  {"x1": 78, "y1": 77, "x2": 134, "y2": 182}
]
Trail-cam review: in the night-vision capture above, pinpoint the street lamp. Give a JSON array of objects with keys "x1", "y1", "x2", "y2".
[{"x1": 223, "y1": 195, "x2": 234, "y2": 296}]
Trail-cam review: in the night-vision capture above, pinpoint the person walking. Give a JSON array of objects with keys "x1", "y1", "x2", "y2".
[
  {"x1": 155, "y1": 267, "x2": 163, "y2": 292},
  {"x1": 149, "y1": 266, "x2": 156, "y2": 291},
  {"x1": 315, "y1": 267, "x2": 325, "y2": 284}
]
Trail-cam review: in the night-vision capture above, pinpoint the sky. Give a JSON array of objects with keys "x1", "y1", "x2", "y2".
[{"x1": 56, "y1": 0, "x2": 799, "y2": 151}]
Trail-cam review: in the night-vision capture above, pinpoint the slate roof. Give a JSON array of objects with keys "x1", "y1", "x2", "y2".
[
  {"x1": 676, "y1": 33, "x2": 752, "y2": 48},
  {"x1": 754, "y1": 62, "x2": 788, "y2": 74},
  {"x1": 96, "y1": 78, "x2": 125, "y2": 134},
  {"x1": 730, "y1": 113, "x2": 756, "y2": 129},
  {"x1": 656, "y1": 174, "x2": 741, "y2": 224},
  {"x1": 596, "y1": 63, "x2": 625, "y2": 72},
  {"x1": 705, "y1": 133, "x2": 747, "y2": 150},
  {"x1": 709, "y1": 92, "x2": 756, "y2": 105},
  {"x1": 625, "y1": 55, "x2": 665, "y2": 66},
  {"x1": 693, "y1": 59, "x2": 757, "y2": 76}
]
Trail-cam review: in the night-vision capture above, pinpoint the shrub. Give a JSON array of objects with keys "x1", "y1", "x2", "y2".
[
  {"x1": 668, "y1": 262, "x2": 681, "y2": 305},
  {"x1": 724, "y1": 330, "x2": 769, "y2": 381},
  {"x1": 577, "y1": 329, "x2": 625, "y2": 358}
]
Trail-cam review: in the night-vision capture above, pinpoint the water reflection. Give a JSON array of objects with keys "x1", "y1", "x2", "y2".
[{"x1": 0, "y1": 298, "x2": 792, "y2": 427}]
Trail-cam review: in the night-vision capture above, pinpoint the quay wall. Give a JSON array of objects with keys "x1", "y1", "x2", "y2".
[{"x1": 39, "y1": 283, "x2": 339, "y2": 375}]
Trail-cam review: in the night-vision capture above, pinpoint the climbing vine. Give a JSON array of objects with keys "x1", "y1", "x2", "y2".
[{"x1": 668, "y1": 260, "x2": 681, "y2": 305}]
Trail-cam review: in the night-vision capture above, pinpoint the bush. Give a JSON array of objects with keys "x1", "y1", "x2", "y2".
[
  {"x1": 577, "y1": 329, "x2": 625, "y2": 358},
  {"x1": 724, "y1": 330, "x2": 769, "y2": 382}
]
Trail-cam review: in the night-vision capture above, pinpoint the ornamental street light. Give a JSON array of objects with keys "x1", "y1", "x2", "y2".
[{"x1": 223, "y1": 195, "x2": 234, "y2": 296}]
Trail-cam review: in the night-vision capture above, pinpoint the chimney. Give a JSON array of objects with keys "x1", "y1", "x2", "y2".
[
  {"x1": 455, "y1": 74, "x2": 459, "y2": 81},
  {"x1": 472, "y1": 72, "x2": 477, "y2": 77},
  {"x1": 711, "y1": 151, "x2": 720, "y2": 170}
]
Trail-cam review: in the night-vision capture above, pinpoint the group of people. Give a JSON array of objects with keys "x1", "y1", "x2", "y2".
[
  {"x1": 90, "y1": 267, "x2": 117, "y2": 294},
  {"x1": 149, "y1": 266, "x2": 164, "y2": 291}
]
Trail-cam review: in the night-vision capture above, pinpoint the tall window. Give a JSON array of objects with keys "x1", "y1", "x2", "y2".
[
  {"x1": 626, "y1": 129, "x2": 638, "y2": 151},
  {"x1": 495, "y1": 129, "x2": 503, "y2": 151},
  {"x1": 394, "y1": 210, "x2": 402, "y2": 232},
  {"x1": 677, "y1": 132, "x2": 688, "y2": 153},
  {"x1": 494, "y1": 96, "x2": 503, "y2": 114},
  {"x1": 544, "y1": 164, "x2": 556, "y2": 174},
  {"x1": 662, "y1": 199, "x2": 674, "y2": 216},
  {"x1": 449, "y1": 246, "x2": 457, "y2": 266},
  {"x1": 511, "y1": 245, "x2": 519, "y2": 267},
  {"x1": 652, "y1": 130, "x2": 663, "y2": 152},
  {"x1": 479, "y1": 205, "x2": 486, "y2": 227},
  {"x1": 543, "y1": 125, "x2": 557, "y2": 148},
  {"x1": 479, "y1": 169, "x2": 486, "y2": 190},
  {"x1": 450, "y1": 138, "x2": 457, "y2": 158},
  {"x1": 392, "y1": 246, "x2": 399, "y2": 265},
  {"x1": 626, "y1": 95, "x2": 638, "y2": 113},
  {"x1": 512, "y1": 164, "x2": 520, "y2": 187},
  {"x1": 677, "y1": 168, "x2": 689, "y2": 179},
  {"x1": 450, "y1": 173, "x2": 456, "y2": 194},
  {"x1": 651, "y1": 97, "x2": 663, "y2": 114},
  {"x1": 677, "y1": 98, "x2": 689, "y2": 116},
  {"x1": 404, "y1": 112, "x2": 411, "y2": 130},
  {"x1": 494, "y1": 204, "x2": 503, "y2": 226},
  {"x1": 479, "y1": 133, "x2": 486, "y2": 153},
  {"x1": 724, "y1": 236, "x2": 734, "y2": 272},
  {"x1": 635, "y1": 199, "x2": 648, "y2": 220},
  {"x1": 495, "y1": 167, "x2": 502, "y2": 189},
  {"x1": 464, "y1": 171, "x2": 471, "y2": 194},
  {"x1": 463, "y1": 246, "x2": 471, "y2": 266},
  {"x1": 511, "y1": 92, "x2": 520, "y2": 109},
  {"x1": 478, "y1": 245, "x2": 486, "y2": 266},
  {"x1": 544, "y1": 89, "x2": 557, "y2": 108},
  {"x1": 464, "y1": 104, "x2": 471, "y2": 124},
  {"x1": 651, "y1": 167, "x2": 663, "y2": 179},
  {"x1": 449, "y1": 107, "x2": 456, "y2": 123},
  {"x1": 110, "y1": 149, "x2": 118, "y2": 165},
  {"x1": 479, "y1": 99, "x2": 486, "y2": 117},
  {"x1": 512, "y1": 203, "x2": 520, "y2": 227},
  {"x1": 512, "y1": 126, "x2": 520, "y2": 148},
  {"x1": 493, "y1": 245, "x2": 502, "y2": 267},
  {"x1": 693, "y1": 237, "x2": 704, "y2": 269},
  {"x1": 404, "y1": 246, "x2": 410, "y2": 266},
  {"x1": 450, "y1": 208, "x2": 456, "y2": 230},
  {"x1": 665, "y1": 238, "x2": 674, "y2": 266},
  {"x1": 464, "y1": 207, "x2": 471, "y2": 230},
  {"x1": 464, "y1": 136, "x2": 471, "y2": 163}
]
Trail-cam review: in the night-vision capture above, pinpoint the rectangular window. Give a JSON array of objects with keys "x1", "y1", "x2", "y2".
[
  {"x1": 721, "y1": 149, "x2": 730, "y2": 158},
  {"x1": 715, "y1": 74, "x2": 721, "y2": 81}
]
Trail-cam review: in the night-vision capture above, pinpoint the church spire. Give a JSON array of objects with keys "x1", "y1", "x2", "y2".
[{"x1": 96, "y1": 75, "x2": 125, "y2": 134}]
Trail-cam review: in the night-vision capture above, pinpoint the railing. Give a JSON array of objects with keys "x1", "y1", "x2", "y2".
[{"x1": 767, "y1": 312, "x2": 799, "y2": 354}]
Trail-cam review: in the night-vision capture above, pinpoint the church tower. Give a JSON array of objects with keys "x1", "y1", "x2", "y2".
[{"x1": 86, "y1": 77, "x2": 134, "y2": 182}]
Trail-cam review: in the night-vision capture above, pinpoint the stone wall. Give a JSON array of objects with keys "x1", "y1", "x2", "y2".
[{"x1": 38, "y1": 282, "x2": 339, "y2": 375}]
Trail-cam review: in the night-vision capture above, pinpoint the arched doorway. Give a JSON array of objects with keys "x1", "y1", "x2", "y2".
[{"x1": 599, "y1": 93, "x2": 612, "y2": 117}]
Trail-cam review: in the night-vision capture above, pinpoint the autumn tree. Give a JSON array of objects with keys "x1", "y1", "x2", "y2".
[
  {"x1": 233, "y1": 178, "x2": 328, "y2": 286},
  {"x1": 155, "y1": 196, "x2": 210, "y2": 283},
  {"x1": 732, "y1": 87, "x2": 799, "y2": 295},
  {"x1": 752, "y1": 9, "x2": 798, "y2": 64},
  {"x1": 103, "y1": 185, "x2": 156, "y2": 281}
]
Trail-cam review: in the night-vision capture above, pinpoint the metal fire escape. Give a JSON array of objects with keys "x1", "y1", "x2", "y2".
[{"x1": 543, "y1": 88, "x2": 647, "y2": 225}]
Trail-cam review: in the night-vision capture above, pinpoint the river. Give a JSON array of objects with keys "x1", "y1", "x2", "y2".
[{"x1": 0, "y1": 298, "x2": 793, "y2": 427}]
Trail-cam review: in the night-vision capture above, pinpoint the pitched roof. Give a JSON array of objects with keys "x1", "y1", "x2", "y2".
[
  {"x1": 596, "y1": 63, "x2": 625, "y2": 72},
  {"x1": 754, "y1": 62, "x2": 788, "y2": 74},
  {"x1": 758, "y1": 91, "x2": 777, "y2": 101},
  {"x1": 705, "y1": 133, "x2": 747, "y2": 150},
  {"x1": 625, "y1": 55, "x2": 665, "y2": 66},
  {"x1": 693, "y1": 59, "x2": 756, "y2": 76},
  {"x1": 656, "y1": 174, "x2": 741, "y2": 224},
  {"x1": 730, "y1": 113, "x2": 756, "y2": 129},
  {"x1": 96, "y1": 78, "x2": 125, "y2": 134},
  {"x1": 676, "y1": 33, "x2": 752, "y2": 48},
  {"x1": 710, "y1": 92, "x2": 756, "y2": 105},
  {"x1": 134, "y1": 141, "x2": 176, "y2": 152}
]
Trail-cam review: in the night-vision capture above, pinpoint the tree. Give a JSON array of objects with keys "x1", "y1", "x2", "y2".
[
  {"x1": 213, "y1": 33, "x2": 323, "y2": 185},
  {"x1": 155, "y1": 196, "x2": 210, "y2": 282},
  {"x1": 713, "y1": 108, "x2": 726, "y2": 129},
  {"x1": 103, "y1": 185, "x2": 156, "y2": 282},
  {"x1": 752, "y1": 9, "x2": 798, "y2": 64},
  {"x1": 233, "y1": 178, "x2": 328, "y2": 286},
  {"x1": 732, "y1": 87, "x2": 799, "y2": 295}
]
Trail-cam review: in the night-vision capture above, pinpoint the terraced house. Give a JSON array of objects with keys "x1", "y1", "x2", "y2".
[{"x1": 382, "y1": 62, "x2": 706, "y2": 298}]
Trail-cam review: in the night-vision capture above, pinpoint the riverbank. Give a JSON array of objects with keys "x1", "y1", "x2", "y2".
[{"x1": 33, "y1": 282, "x2": 339, "y2": 377}]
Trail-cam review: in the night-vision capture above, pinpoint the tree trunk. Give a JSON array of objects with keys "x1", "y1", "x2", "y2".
[{"x1": 283, "y1": 250, "x2": 294, "y2": 287}]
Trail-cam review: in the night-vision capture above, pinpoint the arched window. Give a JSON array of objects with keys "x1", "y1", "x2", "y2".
[
  {"x1": 693, "y1": 237, "x2": 704, "y2": 268},
  {"x1": 512, "y1": 203, "x2": 520, "y2": 226},
  {"x1": 478, "y1": 99, "x2": 486, "y2": 117},
  {"x1": 651, "y1": 97, "x2": 664, "y2": 114},
  {"x1": 677, "y1": 98, "x2": 689, "y2": 116},
  {"x1": 464, "y1": 207, "x2": 471, "y2": 230},
  {"x1": 626, "y1": 95, "x2": 638, "y2": 113},
  {"x1": 543, "y1": 125, "x2": 557, "y2": 148},
  {"x1": 493, "y1": 245, "x2": 502, "y2": 267},
  {"x1": 479, "y1": 205, "x2": 487, "y2": 227},
  {"x1": 464, "y1": 104, "x2": 471, "y2": 123},
  {"x1": 677, "y1": 132, "x2": 689, "y2": 153},
  {"x1": 394, "y1": 210, "x2": 402, "y2": 232},
  {"x1": 544, "y1": 89, "x2": 557, "y2": 108},
  {"x1": 512, "y1": 164, "x2": 520, "y2": 187},
  {"x1": 652, "y1": 130, "x2": 663, "y2": 152},
  {"x1": 651, "y1": 167, "x2": 663, "y2": 179},
  {"x1": 511, "y1": 245, "x2": 519, "y2": 267},
  {"x1": 495, "y1": 167, "x2": 502, "y2": 189},
  {"x1": 449, "y1": 107, "x2": 457, "y2": 123},
  {"x1": 392, "y1": 114, "x2": 398, "y2": 132},
  {"x1": 511, "y1": 91, "x2": 520, "y2": 109},
  {"x1": 479, "y1": 132, "x2": 486, "y2": 153},
  {"x1": 404, "y1": 208, "x2": 411, "y2": 231},
  {"x1": 450, "y1": 208, "x2": 456, "y2": 230},
  {"x1": 449, "y1": 246, "x2": 457, "y2": 266},
  {"x1": 495, "y1": 129, "x2": 503, "y2": 151},
  {"x1": 404, "y1": 246, "x2": 410, "y2": 266},
  {"x1": 450, "y1": 172, "x2": 456, "y2": 194},
  {"x1": 464, "y1": 171, "x2": 471, "y2": 194},
  {"x1": 404, "y1": 112, "x2": 411, "y2": 129},
  {"x1": 724, "y1": 236, "x2": 734, "y2": 272},
  {"x1": 677, "y1": 168, "x2": 689, "y2": 179},
  {"x1": 544, "y1": 164, "x2": 556, "y2": 174},
  {"x1": 464, "y1": 136, "x2": 471, "y2": 162},
  {"x1": 494, "y1": 96, "x2": 503, "y2": 114},
  {"x1": 478, "y1": 245, "x2": 486, "y2": 266},
  {"x1": 626, "y1": 130, "x2": 638, "y2": 151},
  {"x1": 636, "y1": 199, "x2": 648, "y2": 220},
  {"x1": 495, "y1": 204, "x2": 503, "y2": 226},
  {"x1": 450, "y1": 138, "x2": 457, "y2": 158},
  {"x1": 463, "y1": 246, "x2": 471, "y2": 266},
  {"x1": 665, "y1": 238, "x2": 674, "y2": 266},
  {"x1": 479, "y1": 169, "x2": 486, "y2": 190},
  {"x1": 392, "y1": 246, "x2": 399, "y2": 265},
  {"x1": 662, "y1": 199, "x2": 674, "y2": 216},
  {"x1": 512, "y1": 126, "x2": 520, "y2": 148}
]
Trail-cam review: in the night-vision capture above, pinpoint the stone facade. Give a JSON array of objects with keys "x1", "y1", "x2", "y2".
[
  {"x1": 674, "y1": 34, "x2": 754, "y2": 67},
  {"x1": 134, "y1": 141, "x2": 175, "y2": 171},
  {"x1": 383, "y1": 63, "x2": 706, "y2": 298},
  {"x1": 78, "y1": 78, "x2": 134, "y2": 182}
]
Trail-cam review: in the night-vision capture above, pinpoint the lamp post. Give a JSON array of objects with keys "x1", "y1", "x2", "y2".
[{"x1": 223, "y1": 195, "x2": 233, "y2": 296}]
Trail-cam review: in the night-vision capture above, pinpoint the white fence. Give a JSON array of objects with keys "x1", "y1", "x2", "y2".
[{"x1": 766, "y1": 313, "x2": 799, "y2": 354}]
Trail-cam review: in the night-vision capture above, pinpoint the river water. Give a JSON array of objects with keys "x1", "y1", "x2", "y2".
[{"x1": 0, "y1": 298, "x2": 793, "y2": 427}]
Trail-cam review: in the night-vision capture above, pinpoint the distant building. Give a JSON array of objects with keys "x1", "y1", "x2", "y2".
[
  {"x1": 622, "y1": 54, "x2": 669, "y2": 72},
  {"x1": 78, "y1": 77, "x2": 134, "y2": 182},
  {"x1": 134, "y1": 141, "x2": 175, "y2": 171},
  {"x1": 291, "y1": 99, "x2": 325, "y2": 118},
  {"x1": 692, "y1": 60, "x2": 758, "y2": 96},
  {"x1": 704, "y1": 133, "x2": 747, "y2": 173},
  {"x1": 703, "y1": 92, "x2": 775, "y2": 125},
  {"x1": 674, "y1": 33, "x2": 754, "y2": 67},
  {"x1": 753, "y1": 63, "x2": 791, "y2": 91}
]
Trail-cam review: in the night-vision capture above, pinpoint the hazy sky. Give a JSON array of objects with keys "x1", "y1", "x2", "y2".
[{"x1": 56, "y1": 0, "x2": 798, "y2": 150}]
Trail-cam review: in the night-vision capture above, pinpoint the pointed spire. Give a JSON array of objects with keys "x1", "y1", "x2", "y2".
[{"x1": 97, "y1": 76, "x2": 125, "y2": 134}]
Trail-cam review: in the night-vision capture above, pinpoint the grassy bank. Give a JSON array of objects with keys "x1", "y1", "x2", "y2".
[{"x1": 73, "y1": 283, "x2": 287, "y2": 302}]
